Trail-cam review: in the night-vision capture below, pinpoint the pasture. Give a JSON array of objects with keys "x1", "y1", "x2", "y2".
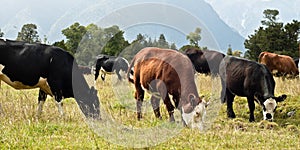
[{"x1": 0, "y1": 74, "x2": 299, "y2": 149}]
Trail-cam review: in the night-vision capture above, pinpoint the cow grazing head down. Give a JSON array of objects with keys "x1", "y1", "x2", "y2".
[
  {"x1": 94, "y1": 54, "x2": 129, "y2": 81},
  {"x1": 0, "y1": 39, "x2": 100, "y2": 119},
  {"x1": 255, "y1": 94, "x2": 287, "y2": 121},
  {"x1": 127, "y1": 47, "x2": 208, "y2": 130},
  {"x1": 220, "y1": 56, "x2": 287, "y2": 122}
]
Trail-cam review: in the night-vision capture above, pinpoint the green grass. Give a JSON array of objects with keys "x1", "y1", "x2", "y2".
[{"x1": 0, "y1": 74, "x2": 299, "y2": 149}]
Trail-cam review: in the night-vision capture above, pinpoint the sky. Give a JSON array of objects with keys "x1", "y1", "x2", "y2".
[{"x1": 1, "y1": 0, "x2": 300, "y2": 50}]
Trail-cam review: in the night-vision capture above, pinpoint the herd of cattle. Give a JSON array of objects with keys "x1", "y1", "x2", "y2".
[{"x1": 0, "y1": 38, "x2": 299, "y2": 130}]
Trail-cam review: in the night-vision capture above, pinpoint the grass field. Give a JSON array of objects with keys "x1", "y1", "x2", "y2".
[{"x1": 0, "y1": 74, "x2": 299, "y2": 149}]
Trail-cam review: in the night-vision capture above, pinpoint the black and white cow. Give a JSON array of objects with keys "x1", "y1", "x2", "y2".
[
  {"x1": 94, "y1": 54, "x2": 129, "y2": 81},
  {"x1": 219, "y1": 56, "x2": 287, "y2": 122},
  {"x1": 0, "y1": 39, "x2": 100, "y2": 118}
]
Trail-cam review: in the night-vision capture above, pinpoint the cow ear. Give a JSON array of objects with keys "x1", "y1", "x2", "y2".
[{"x1": 275, "y1": 94, "x2": 287, "y2": 102}]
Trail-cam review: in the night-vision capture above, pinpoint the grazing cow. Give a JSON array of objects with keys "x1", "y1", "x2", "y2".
[
  {"x1": 0, "y1": 39, "x2": 100, "y2": 118},
  {"x1": 127, "y1": 47, "x2": 208, "y2": 129},
  {"x1": 94, "y1": 54, "x2": 129, "y2": 81},
  {"x1": 258, "y1": 51, "x2": 299, "y2": 77},
  {"x1": 185, "y1": 48, "x2": 225, "y2": 76},
  {"x1": 219, "y1": 56, "x2": 287, "y2": 122}
]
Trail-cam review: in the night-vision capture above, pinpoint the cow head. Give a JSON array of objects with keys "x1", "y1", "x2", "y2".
[
  {"x1": 185, "y1": 48, "x2": 204, "y2": 62},
  {"x1": 181, "y1": 94, "x2": 208, "y2": 130},
  {"x1": 94, "y1": 55, "x2": 110, "y2": 80},
  {"x1": 255, "y1": 94, "x2": 287, "y2": 121}
]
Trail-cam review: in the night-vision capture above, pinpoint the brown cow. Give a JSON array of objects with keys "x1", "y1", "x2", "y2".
[
  {"x1": 127, "y1": 47, "x2": 208, "y2": 129},
  {"x1": 258, "y1": 52, "x2": 299, "y2": 77}
]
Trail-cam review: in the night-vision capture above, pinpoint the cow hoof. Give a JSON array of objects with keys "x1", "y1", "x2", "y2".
[
  {"x1": 249, "y1": 118, "x2": 255, "y2": 122},
  {"x1": 169, "y1": 116, "x2": 175, "y2": 122},
  {"x1": 137, "y1": 113, "x2": 142, "y2": 121},
  {"x1": 227, "y1": 112, "x2": 236, "y2": 118}
]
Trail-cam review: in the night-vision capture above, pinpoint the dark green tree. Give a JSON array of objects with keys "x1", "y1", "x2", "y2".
[
  {"x1": 157, "y1": 34, "x2": 169, "y2": 48},
  {"x1": 170, "y1": 43, "x2": 177, "y2": 50},
  {"x1": 16, "y1": 23, "x2": 40, "y2": 43},
  {"x1": 244, "y1": 9, "x2": 300, "y2": 60},
  {"x1": 62, "y1": 22, "x2": 87, "y2": 55},
  {"x1": 53, "y1": 40, "x2": 68, "y2": 50},
  {"x1": 102, "y1": 30, "x2": 129, "y2": 56}
]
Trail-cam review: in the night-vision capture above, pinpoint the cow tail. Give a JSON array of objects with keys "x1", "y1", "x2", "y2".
[{"x1": 127, "y1": 57, "x2": 135, "y2": 84}]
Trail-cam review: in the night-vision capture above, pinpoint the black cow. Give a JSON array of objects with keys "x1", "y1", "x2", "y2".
[
  {"x1": 219, "y1": 56, "x2": 287, "y2": 122},
  {"x1": 185, "y1": 48, "x2": 225, "y2": 76},
  {"x1": 0, "y1": 39, "x2": 100, "y2": 118},
  {"x1": 94, "y1": 54, "x2": 129, "y2": 81}
]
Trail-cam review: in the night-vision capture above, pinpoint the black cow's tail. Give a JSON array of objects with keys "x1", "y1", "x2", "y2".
[{"x1": 127, "y1": 57, "x2": 135, "y2": 84}]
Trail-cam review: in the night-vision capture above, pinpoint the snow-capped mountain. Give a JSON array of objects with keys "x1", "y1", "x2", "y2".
[{"x1": 204, "y1": 0, "x2": 300, "y2": 38}]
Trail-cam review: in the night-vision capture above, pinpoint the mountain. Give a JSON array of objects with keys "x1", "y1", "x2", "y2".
[
  {"x1": 1, "y1": 0, "x2": 246, "y2": 53},
  {"x1": 204, "y1": 0, "x2": 300, "y2": 38}
]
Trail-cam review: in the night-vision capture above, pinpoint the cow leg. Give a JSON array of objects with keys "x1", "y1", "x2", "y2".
[
  {"x1": 37, "y1": 89, "x2": 47, "y2": 117},
  {"x1": 150, "y1": 94, "x2": 161, "y2": 119},
  {"x1": 220, "y1": 79, "x2": 226, "y2": 103},
  {"x1": 134, "y1": 85, "x2": 144, "y2": 120},
  {"x1": 164, "y1": 95, "x2": 175, "y2": 122},
  {"x1": 247, "y1": 97, "x2": 255, "y2": 122},
  {"x1": 54, "y1": 92, "x2": 64, "y2": 116},
  {"x1": 226, "y1": 90, "x2": 236, "y2": 119},
  {"x1": 116, "y1": 71, "x2": 122, "y2": 81}
]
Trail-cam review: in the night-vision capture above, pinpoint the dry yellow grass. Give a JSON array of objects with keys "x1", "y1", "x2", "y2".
[{"x1": 0, "y1": 74, "x2": 299, "y2": 149}]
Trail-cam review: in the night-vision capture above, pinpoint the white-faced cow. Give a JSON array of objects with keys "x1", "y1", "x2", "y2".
[
  {"x1": 219, "y1": 56, "x2": 287, "y2": 122},
  {"x1": 127, "y1": 47, "x2": 208, "y2": 129},
  {"x1": 0, "y1": 39, "x2": 100, "y2": 118},
  {"x1": 258, "y1": 51, "x2": 299, "y2": 77},
  {"x1": 94, "y1": 54, "x2": 129, "y2": 81},
  {"x1": 185, "y1": 48, "x2": 225, "y2": 76}
]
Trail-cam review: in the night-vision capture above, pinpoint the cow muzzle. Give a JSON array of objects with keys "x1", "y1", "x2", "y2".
[{"x1": 181, "y1": 101, "x2": 207, "y2": 130}]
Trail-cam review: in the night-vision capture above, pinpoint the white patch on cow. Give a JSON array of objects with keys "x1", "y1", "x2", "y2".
[
  {"x1": 49, "y1": 57, "x2": 53, "y2": 63},
  {"x1": 0, "y1": 64, "x2": 53, "y2": 96},
  {"x1": 181, "y1": 102, "x2": 206, "y2": 130},
  {"x1": 37, "y1": 101, "x2": 45, "y2": 117},
  {"x1": 56, "y1": 101, "x2": 64, "y2": 116},
  {"x1": 263, "y1": 98, "x2": 277, "y2": 121}
]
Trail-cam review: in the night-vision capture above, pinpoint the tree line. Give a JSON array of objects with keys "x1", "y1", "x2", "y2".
[
  {"x1": 0, "y1": 23, "x2": 201, "y2": 66},
  {"x1": 0, "y1": 9, "x2": 299, "y2": 64}
]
